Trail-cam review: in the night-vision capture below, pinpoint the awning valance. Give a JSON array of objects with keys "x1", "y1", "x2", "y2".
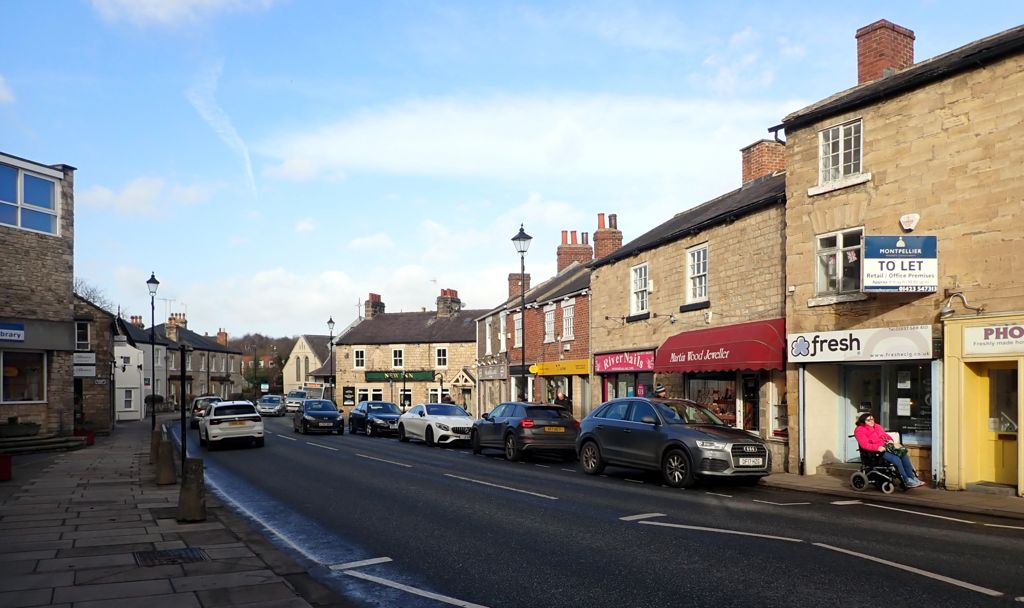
[{"x1": 654, "y1": 318, "x2": 786, "y2": 373}]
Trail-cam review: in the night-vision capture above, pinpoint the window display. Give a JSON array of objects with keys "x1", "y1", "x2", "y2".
[{"x1": 1, "y1": 351, "x2": 46, "y2": 403}]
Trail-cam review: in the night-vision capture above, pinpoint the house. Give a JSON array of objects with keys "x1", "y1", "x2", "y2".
[
  {"x1": 476, "y1": 276, "x2": 526, "y2": 416},
  {"x1": 71, "y1": 295, "x2": 115, "y2": 432},
  {"x1": 154, "y1": 314, "x2": 243, "y2": 403},
  {"x1": 334, "y1": 291, "x2": 485, "y2": 411},
  {"x1": 116, "y1": 315, "x2": 174, "y2": 420},
  {"x1": 0, "y1": 151, "x2": 76, "y2": 436},
  {"x1": 282, "y1": 334, "x2": 332, "y2": 396},
  {"x1": 778, "y1": 20, "x2": 1024, "y2": 493},
  {"x1": 589, "y1": 144, "x2": 788, "y2": 469}
]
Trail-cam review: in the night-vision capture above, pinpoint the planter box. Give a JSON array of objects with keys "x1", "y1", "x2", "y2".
[{"x1": 0, "y1": 424, "x2": 41, "y2": 439}]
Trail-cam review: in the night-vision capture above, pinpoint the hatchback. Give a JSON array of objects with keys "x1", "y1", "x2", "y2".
[
  {"x1": 472, "y1": 402, "x2": 578, "y2": 461},
  {"x1": 293, "y1": 399, "x2": 344, "y2": 434},
  {"x1": 576, "y1": 397, "x2": 770, "y2": 488},
  {"x1": 199, "y1": 400, "x2": 264, "y2": 449},
  {"x1": 256, "y1": 395, "x2": 286, "y2": 416}
]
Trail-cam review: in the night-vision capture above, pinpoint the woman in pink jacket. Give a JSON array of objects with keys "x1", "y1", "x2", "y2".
[{"x1": 854, "y1": 413, "x2": 924, "y2": 488}]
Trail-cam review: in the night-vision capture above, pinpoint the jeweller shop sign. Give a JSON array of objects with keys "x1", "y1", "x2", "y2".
[
  {"x1": 862, "y1": 236, "x2": 937, "y2": 293},
  {"x1": 964, "y1": 325, "x2": 1024, "y2": 356}
]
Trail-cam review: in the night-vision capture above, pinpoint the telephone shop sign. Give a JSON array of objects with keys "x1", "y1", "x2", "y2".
[{"x1": 862, "y1": 236, "x2": 937, "y2": 293}]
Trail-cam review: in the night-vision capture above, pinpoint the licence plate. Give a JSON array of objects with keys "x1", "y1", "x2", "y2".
[
  {"x1": 229, "y1": 421, "x2": 246, "y2": 426},
  {"x1": 389, "y1": 423, "x2": 398, "y2": 429},
  {"x1": 738, "y1": 457, "x2": 763, "y2": 466},
  {"x1": 318, "y1": 422, "x2": 334, "y2": 427},
  {"x1": 544, "y1": 427, "x2": 565, "y2": 433}
]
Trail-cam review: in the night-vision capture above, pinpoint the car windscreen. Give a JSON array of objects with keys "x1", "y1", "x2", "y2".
[
  {"x1": 425, "y1": 404, "x2": 469, "y2": 417},
  {"x1": 368, "y1": 402, "x2": 400, "y2": 414},
  {"x1": 525, "y1": 406, "x2": 571, "y2": 419},
  {"x1": 655, "y1": 402, "x2": 725, "y2": 425},
  {"x1": 259, "y1": 397, "x2": 281, "y2": 404},
  {"x1": 214, "y1": 404, "x2": 257, "y2": 417},
  {"x1": 287, "y1": 391, "x2": 307, "y2": 399},
  {"x1": 304, "y1": 401, "x2": 336, "y2": 412}
]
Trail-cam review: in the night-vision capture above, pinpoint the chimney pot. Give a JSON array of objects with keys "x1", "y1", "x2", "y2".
[
  {"x1": 561, "y1": 230, "x2": 568, "y2": 245},
  {"x1": 597, "y1": 213, "x2": 606, "y2": 230},
  {"x1": 571, "y1": 230, "x2": 577, "y2": 245}
]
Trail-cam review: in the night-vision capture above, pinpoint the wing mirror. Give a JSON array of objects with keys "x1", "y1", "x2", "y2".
[
  {"x1": 418, "y1": 411, "x2": 425, "y2": 417},
  {"x1": 482, "y1": 412, "x2": 491, "y2": 420},
  {"x1": 640, "y1": 415, "x2": 659, "y2": 425}
]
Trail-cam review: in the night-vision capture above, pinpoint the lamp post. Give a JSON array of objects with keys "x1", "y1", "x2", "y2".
[
  {"x1": 434, "y1": 371, "x2": 444, "y2": 402},
  {"x1": 327, "y1": 316, "x2": 335, "y2": 403},
  {"x1": 249, "y1": 344, "x2": 257, "y2": 402},
  {"x1": 146, "y1": 273, "x2": 159, "y2": 430},
  {"x1": 511, "y1": 224, "x2": 532, "y2": 401}
]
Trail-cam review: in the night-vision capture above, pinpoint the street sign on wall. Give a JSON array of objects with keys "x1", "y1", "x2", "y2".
[{"x1": 862, "y1": 235, "x2": 937, "y2": 293}]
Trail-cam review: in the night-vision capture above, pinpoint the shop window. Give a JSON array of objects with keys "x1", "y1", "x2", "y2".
[
  {"x1": 687, "y1": 374, "x2": 737, "y2": 427},
  {"x1": 816, "y1": 228, "x2": 863, "y2": 295},
  {"x1": 1, "y1": 351, "x2": 46, "y2": 403},
  {"x1": 885, "y1": 363, "x2": 932, "y2": 445},
  {"x1": 371, "y1": 389, "x2": 383, "y2": 401},
  {"x1": 357, "y1": 389, "x2": 369, "y2": 403},
  {"x1": 990, "y1": 368, "x2": 1018, "y2": 433}
]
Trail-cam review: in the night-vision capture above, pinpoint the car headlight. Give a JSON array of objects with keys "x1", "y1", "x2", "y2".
[
  {"x1": 303, "y1": 415, "x2": 317, "y2": 421},
  {"x1": 436, "y1": 423, "x2": 450, "y2": 431},
  {"x1": 696, "y1": 440, "x2": 728, "y2": 451},
  {"x1": 372, "y1": 418, "x2": 387, "y2": 425}
]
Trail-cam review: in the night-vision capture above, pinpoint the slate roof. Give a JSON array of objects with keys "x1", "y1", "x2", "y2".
[
  {"x1": 152, "y1": 324, "x2": 242, "y2": 354},
  {"x1": 302, "y1": 334, "x2": 333, "y2": 363},
  {"x1": 337, "y1": 310, "x2": 487, "y2": 345},
  {"x1": 780, "y1": 24, "x2": 1024, "y2": 130},
  {"x1": 115, "y1": 316, "x2": 175, "y2": 348},
  {"x1": 591, "y1": 172, "x2": 786, "y2": 269}
]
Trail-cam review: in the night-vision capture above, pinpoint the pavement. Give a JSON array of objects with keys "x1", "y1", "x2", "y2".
[{"x1": 2, "y1": 419, "x2": 1023, "y2": 608}]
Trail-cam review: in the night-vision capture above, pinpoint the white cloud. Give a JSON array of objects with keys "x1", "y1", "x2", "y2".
[
  {"x1": 90, "y1": 0, "x2": 275, "y2": 26},
  {"x1": 78, "y1": 177, "x2": 214, "y2": 215},
  {"x1": 349, "y1": 233, "x2": 395, "y2": 250},
  {"x1": 186, "y1": 62, "x2": 257, "y2": 194},
  {"x1": 0, "y1": 75, "x2": 14, "y2": 104},
  {"x1": 294, "y1": 219, "x2": 315, "y2": 233}
]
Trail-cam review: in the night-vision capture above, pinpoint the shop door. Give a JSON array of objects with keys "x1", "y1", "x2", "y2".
[
  {"x1": 842, "y1": 366, "x2": 882, "y2": 462},
  {"x1": 970, "y1": 364, "x2": 1019, "y2": 486}
]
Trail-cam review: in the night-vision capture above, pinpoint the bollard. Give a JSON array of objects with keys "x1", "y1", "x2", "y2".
[
  {"x1": 176, "y1": 458, "x2": 206, "y2": 522},
  {"x1": 0, "y1": 453, "x2": 11, "y2": 482},
  {"x1": 155, "y1": 439, "x2": 177, "y2": 485},
  {"x1": 150, "y1": 429, "x2": 162, "y2": 464}
]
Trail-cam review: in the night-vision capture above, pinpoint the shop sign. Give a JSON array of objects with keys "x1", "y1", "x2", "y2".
[
  {"x1": 964, "y1": 325, "x2": 1024, "y2": 355},
  {"x1": 0, "y1": 323, "x2": 25, "y2": 342},
  {"x1": 73, "y1": 352, "x2": 96, "y2": 365},
  {"x1": 365, "y1": 371, "x2": 435, "y2": 382},
  {"x1": 787, "y1": 325, "x2": 932, "y2": 362},
  {"x1": 594, "y1": 351, "x2": 654, "y2": 373},
  {"x1": 862, "y1": 236, "x2": 938, "y2": 293},
  {"x1": 478, "y1": 365, "x2": 507, "y2": 380},
  {"x1": 73, "y1": 365, "x2": 96, "y2": 377},
  {"x1": 530, "y1": 360, "x2": 590, "y2": 376}
]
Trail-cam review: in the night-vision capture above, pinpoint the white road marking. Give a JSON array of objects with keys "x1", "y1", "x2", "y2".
[
  {"x1": 752, "y1": 500, "x2": 811, "y2": 506},
  {"x1": 984, "y1": 523, "x2": 1024, "y2": 531},
  {"x1": 706, "y1": 492, "x2": 732, "y2": 498},
  {"x1": 356, "y1": 454, "x2": 412, "y2": 468},
  {"x1": 640, "y1": 520, "x2": 803, "y2": 543},
  {"x1": 1015, "y1": 596, "x2": 1024, "y2": 602},
  {"x1": 624, "y1": 479, "x2": 644, "y2": 484},
  {"x1": 330, "y1": 556, "x2": 393, "y2": 570},
  {"x1": 831, "y1": 500, "x2": 862, "y2": 505},
  {"x1": 444, "y1": 474, "x2": 557, "y2": 500},
  {"x1": 534, "y1": 464, "x2": 550, "y2": 468},
  {"x1": 276, "y1": 435, "x2": 297, "y2": 441},
  {"x1": 307, "y1": 442, "x2": 338, "y2": 451},
  {"x1": 814, "y1": 542, "x2": 1003, "y2": 597},
  {"x1": 560, "y1": 468, "x2": 576, "y2": 473},
  {"x1": 345, "y1": 570, "x2": 491, "y2": 608},
  {"x1": 619, "y1": 513, "x2": 666, "y2": 522},
  {"x1": 864, "y1": 503, "x2": 975, "y2": 524}
]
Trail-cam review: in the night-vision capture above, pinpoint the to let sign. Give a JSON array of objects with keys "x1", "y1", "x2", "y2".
[{"x1": 862, "y1": 235, "x2": 937, "y2": 293}]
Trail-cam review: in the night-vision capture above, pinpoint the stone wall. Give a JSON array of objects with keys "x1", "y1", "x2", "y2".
[{"x1": 335, "y1": 341, "x2": 476, "y2": 409}]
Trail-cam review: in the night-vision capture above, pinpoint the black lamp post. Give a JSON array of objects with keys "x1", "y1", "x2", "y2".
[
  {"x1": 435, "y1": 371, "x2": 444, "y2": 402},
  {"x1": 511, "y1": 224, "x2": 532, "y2": 402},
  {"x1": 327, "y1": 316, "x2": 335, "y2": 403},
  {"x1": 146, "y1": 272, "x2": 159, "y2": 430}
]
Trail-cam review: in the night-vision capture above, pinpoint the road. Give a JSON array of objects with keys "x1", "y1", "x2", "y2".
[{"x1": 177, "y1": 417, "x2": 1024, "y2": 607}]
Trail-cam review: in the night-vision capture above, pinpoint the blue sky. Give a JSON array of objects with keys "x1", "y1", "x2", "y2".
[{"x1": 2, "y1": 1, "x2": 1020, "y2": 338}]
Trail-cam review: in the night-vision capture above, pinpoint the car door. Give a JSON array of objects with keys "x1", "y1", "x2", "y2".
[
  {"x1": 405, "y1": 405, "x2": 425, "y2": 439},
  {"x1": 352, "y1": 403, "x2": 366, "y2": 432},
  {"x1": 592, "y1": 400, "x2": 630, "y2": 463},
  {"x1": 620, "y1": 400, "x2": 666, "y2": 467},
  {"x1": 479, "y1": 404, "x2": 508, "y2": 447}
]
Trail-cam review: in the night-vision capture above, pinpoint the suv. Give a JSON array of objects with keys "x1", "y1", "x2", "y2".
[
  {"x1": 199, "y1": 400, "x2": 264, "y2": 449},
  {"x1": 285, "y1": 389, "x2": 308, "y2": 413},
  {"x1": 189, "y1": 395, "x2": 222, "y2": 429},
  {"x1": 576, "y1": 397, "x2": 770, "y2": 488},
  {"x1": 472, "y1": 402, "x2": 578, "y2": 461}
]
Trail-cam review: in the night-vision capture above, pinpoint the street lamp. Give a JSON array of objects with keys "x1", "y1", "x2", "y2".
[
  {"x1": 327, "y1": 316, "x2": 335, "y2": 403},
  {"x1": 146, "y1": 272, "x2": 159, "y2": 430},
  {"x1": 511, "y1": 224, "x2": 532, "y2": 402}
]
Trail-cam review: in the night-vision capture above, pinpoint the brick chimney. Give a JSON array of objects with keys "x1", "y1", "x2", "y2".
[
  {"x1": 556, "y1": 229, "x2": 594, "y2": 272},
  {"x1": 593, "y1": 212, "x2": 623, "y2": 260},
  {"x1": 856, "y1": 20, "x2": 915, "y2": 85},
  {"x1": 165, "y1": 314, "x2": 179, "y2": 343},
  {"x1": 436, "y1": 288, "x2": 463, "y2": 318},
  {"x1": 130, "y1": 315, "x2": 145, "y2": 329},
  {"x1": 741, "y1": 139, "x2": 786, "y2": 184},
  {"x1": 364, "y1": 293, "x2": 386, "y2": 319},
  {"x1": 216, "y1": 328, "x2": 228, "y2": 346},
  {"x1": 508, "y1": 272, "x2": 531, "y2": 301}
]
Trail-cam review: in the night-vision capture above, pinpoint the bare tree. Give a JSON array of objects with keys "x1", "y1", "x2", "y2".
[{"x1": 73, "y1": 277, "x2": 116, "y2": 314}]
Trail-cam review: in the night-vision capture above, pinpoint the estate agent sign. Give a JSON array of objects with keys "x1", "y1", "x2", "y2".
[{"x1": 862, "y1": 236, "x2": 937, "y2": 293}]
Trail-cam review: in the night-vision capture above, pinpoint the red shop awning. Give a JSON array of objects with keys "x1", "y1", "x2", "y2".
[{"x1": 654, "y1": 318, "x2": 786, "y2": 373}]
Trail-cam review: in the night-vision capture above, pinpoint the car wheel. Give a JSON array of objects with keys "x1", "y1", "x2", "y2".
[
  {"x1": 300, "y1": 422, "x2": 307, "y2": 435},
  {"x1": 425, "y1": 427, "x2": 435, "y2": 447},
  {"x1": 850, "y1": 471, "x2": 869, "y2": 492},
  {"x1": 366, "y1": 423, "x2": 374, "y2": 438},
  {"x1": 662, "y1": 448, "x2": 694, "y2": 488},
  {"x1": 398, "y1": 424, "x2": 409, "y2": 442},
  {"x1": 504, "y1": 433, "x2": 521, "y2": 462},
  {"x1": 255, "y1": 437, "x2": 265, "y2": 448},
  {"x1": 471, "y1": 430, "x2": 482, "y2": 454},
  {"x1": 580, "y1": 441, "x2": 604, "y2": 475},
  {"x1": 338, "y1": 425, "x2": 344, "y2": 435}
]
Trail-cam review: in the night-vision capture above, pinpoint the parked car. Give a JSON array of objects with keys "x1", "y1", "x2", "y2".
[
  {"x1": 472, "y1": 402, "x2": 578, "y2": 461},
  {"x1": 285, "y1": 389, "x2": 308, "y2": 413},
  {"x1": 292, "y1": 398, "x2": 344, "y2": 435},
  {"x1": 198, "y1": 400, "x2": 264, "y2": 449},
  {"x1": 189, "y1": 395, "x2": 222, "y2": 429},
  {"x1": 576, "y1": 397, "x2": 771, "y2": 488},
  {"x1": 255, "y1": 395, "x2": 286, "y2": 417},
  {"x1": 398, "y1": 403, "x2": 473, "y2": 446},
  {"x1": 349, "y1": 400, "x2": 402, "y2": 436}
]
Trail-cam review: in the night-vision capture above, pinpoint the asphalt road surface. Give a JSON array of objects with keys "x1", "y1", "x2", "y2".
[{"x1": 177, "y1": 417, "x2": 1024, "y2": 608}]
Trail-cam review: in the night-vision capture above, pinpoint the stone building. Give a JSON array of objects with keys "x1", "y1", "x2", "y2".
[
  {"x1": 475, "y1": 277, "x2": 527, "y2": 417},
  {"x1": 71, "y1": 295, "x2": 115, "y2": 432},
  {"x1": 335, "y1": 291, "x2": 483, "y2": 413},
  {"x1": 589, "y1": 144, "x2": 788, "y2": 470},
  {"x1": 0, "y1": 151, "x2": 76, "y2": 435},
  {"x1": 154, "y1": 314, "x2": 243, "y2": 404},
  {"x1": 282, "y1": 334, "x2": 332, "y2": 397},
  {"x1": 779, "y1": 20, "x2": 1024, "y2": 494}
]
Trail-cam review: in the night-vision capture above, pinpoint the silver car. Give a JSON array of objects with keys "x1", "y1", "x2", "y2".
[{"x1": 256, "y1": 395, "x2": 286, "y2": 416}]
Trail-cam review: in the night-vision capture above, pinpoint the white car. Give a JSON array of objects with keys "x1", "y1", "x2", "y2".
[
  {"x1": 398, "y1": 403, "x2": 474, "y2": 446},
  {"x1": 199, "y1": 400, "x2": 264, "y2": 449}
]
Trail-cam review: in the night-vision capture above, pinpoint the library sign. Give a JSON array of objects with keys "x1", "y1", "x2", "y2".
[{"x1": 862, "y1": 236, "x2": 937, "y2": 293}]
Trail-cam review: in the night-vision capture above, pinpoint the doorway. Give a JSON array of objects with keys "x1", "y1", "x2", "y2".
[
  {"x1": 965, "y1": 362, "x2": 1019, "y2": 486},
  {"x1": 842, "y1": 365, "x2": 882, "y2": 462}
]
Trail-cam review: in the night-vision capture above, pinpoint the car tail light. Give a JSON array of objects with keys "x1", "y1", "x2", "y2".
[
  {"x1": 209, "y1": 419, "x2": 222, "y2": 425},
  {"x1": 573, "y1": 419, "x2": 580, "y2": 430},
  {"x1": 520, "y1": 418, "x2": 535, "y2": 428}
]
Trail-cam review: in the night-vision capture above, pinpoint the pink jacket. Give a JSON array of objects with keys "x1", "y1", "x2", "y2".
[{"x1": 855, "y1": 423, "x2": 892, "y2": 452}]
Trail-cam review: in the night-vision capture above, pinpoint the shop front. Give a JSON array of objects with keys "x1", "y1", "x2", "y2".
[
  {"x1": 594, "y1": 350, "x2": 655, "y2": 405},
  {"x1": 943, "y1": 314, "x2": 1023, "y2": 496},
  {"x1": 530, "y1": 359, "x2": 590, "y2": 418},
  {"x1": 476, "y1": 362, "x2": 507, "y2": 417},
  {"x1": 788, "y1": 325, "x2": 937, "y2": 480}
]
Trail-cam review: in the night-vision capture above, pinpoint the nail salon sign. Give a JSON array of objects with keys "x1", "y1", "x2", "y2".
[{"x1": 964, "y1": 324, "x2": 1024, "y2": 356}]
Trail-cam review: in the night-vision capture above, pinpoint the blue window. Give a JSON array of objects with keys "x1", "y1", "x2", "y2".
[{"x1": 0, "y1": 161, "x2": 58, "y2": 235}]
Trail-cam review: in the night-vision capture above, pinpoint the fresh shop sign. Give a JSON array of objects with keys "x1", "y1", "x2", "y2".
[
  {"x1": 787, "y1": 325, "x2": 932, "y2": 362},
  {"x1": 964, "y1": 324, "x2": 1024, "y2": 356},
  {"x1": 862, "y1": 236, "x2": 937, "y2": 293}
]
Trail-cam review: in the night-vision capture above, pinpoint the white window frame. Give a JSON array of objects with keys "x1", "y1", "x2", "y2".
[
  {"x1": 0, "y1": 157, "x2": 61, "y2": 236},
  {"x1": 435, "y1": 347, "x2": 448, "y2": 368},
  {"x1": 155, "y1": 347, "x2": 164, "y2": 368},
  {"x1": 544, "y1": 304, "x2": 556, "y2": 343},
  {"x1": 75, "y1": 322, "x2": 90, "y2": 351},
  {"x1": 392, "y1": 348, "x2": 404, "y2": 369},
  {"x1": 200, "y1": 353, "x2": 207, "y2": 372},
  {"x1": 484, "y1": 321, "x2": 492, "y2": 355},
  {"x1": 354, "y1": 349, "x2": 365, "y2": 369},
  {"x1": 816, "y1": 227, "x2": 864, "y2": 296},
  {"x1": 630, "y1": 263, "x2": 649, "y2": 315},
  {"x1": 561, "y1": 302, "x2": 575, "y2": 341},
  {"x1": 514, "y1": 312, "x2": 523, "y2": 348},
  {"x1": 687, "y1": 243, "x2": 709, "y2": 303},
  {"x1": 123, "y1": 388, "x2": 134, "y2": 410},
  {"x1": 818, "y1": 119, "x2": 863, "y2": 185},
  {"x1": 499, "y1": 312, "x2": 508, "y2": 353},
  {"x1": 185, "y1": 354, "x2": 192, "y2": 372}
]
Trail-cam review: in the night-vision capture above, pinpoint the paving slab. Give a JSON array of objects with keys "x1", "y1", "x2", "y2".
[
  {"x1": 194, "y1": 581, "x2": 302, "y2": 607},
  {"x1": 74, "y1": 563, "x2": 185, "y2": 585},
  {"x1": 36, "y1": 553, "x2": 138, "y2": 572},
  {"x1": 0, "y1": 571, "x2": 75, "y2": 592},
  {"x1": 0, "y1": 587, "x2": 53, "y2": 608},
  {"x1": 73, "y1": 591, "x2": 201, "y2": 608},
  {"x1": 52, "y1": 579, "x2": 174, "y2": 603}
]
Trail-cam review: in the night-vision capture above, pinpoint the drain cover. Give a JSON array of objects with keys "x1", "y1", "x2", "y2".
[{"x1": 133, "y1": 548, "x2": 209, "y2": 567}]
